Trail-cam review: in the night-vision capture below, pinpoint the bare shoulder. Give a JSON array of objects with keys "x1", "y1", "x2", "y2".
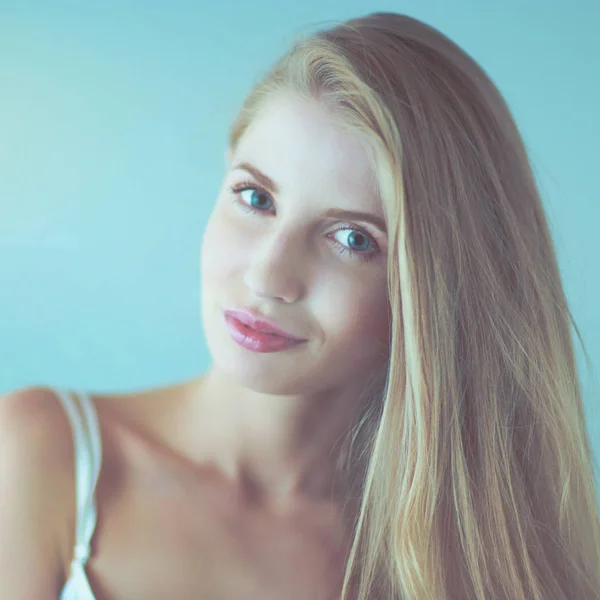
[
  {"x1": 1, "y1": 384, "x2": 72, "y2": 432},
  {"x1": 0, "y1": 386, "x2": 76, "y2": 474},
  {"x1": 0, "y1": 386, "x2": 77, "y2": 595}
]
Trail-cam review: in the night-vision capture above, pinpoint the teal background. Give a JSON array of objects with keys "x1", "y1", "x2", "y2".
[{"x1": 1, "y1": 2, "x2": 599, "y2": 481}]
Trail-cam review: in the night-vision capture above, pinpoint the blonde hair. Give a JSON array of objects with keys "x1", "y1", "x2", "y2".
[{"x1": 226, "y1": 12, "x2": 600, "y2": 599}]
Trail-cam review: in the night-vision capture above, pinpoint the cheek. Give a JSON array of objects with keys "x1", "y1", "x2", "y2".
[
  {"x1": 200, "y1": 209, "x2": 244, "y2": 283},
  {"x1": 320, "y1": 274, "x2": 390, "y2": 358}
]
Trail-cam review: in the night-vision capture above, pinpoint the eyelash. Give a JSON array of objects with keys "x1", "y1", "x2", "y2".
[{"x1": 228, "y1": 180, "x2": 380, "y2": 263}]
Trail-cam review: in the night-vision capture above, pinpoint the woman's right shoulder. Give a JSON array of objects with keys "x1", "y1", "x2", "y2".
[
  {"x1": 0, "y1": 385, "x2": 76, "y2": 466},
  {"x1": 0, "y1": 386, "x2": 77, "y2": 596}
]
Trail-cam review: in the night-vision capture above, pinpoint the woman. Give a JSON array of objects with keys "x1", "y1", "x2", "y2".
[{"x1": 1, "y1": 11, "x2": 599, "y2": 600}]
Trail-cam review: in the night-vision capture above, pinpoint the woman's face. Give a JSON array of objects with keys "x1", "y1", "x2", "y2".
[{"x1": 200, "y1": 92, "x2": 391, "y2": 396}]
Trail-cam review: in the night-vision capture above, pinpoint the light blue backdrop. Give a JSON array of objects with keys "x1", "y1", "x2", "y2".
[{"x1": 1, "y1": 1, "x2": 598, "y2": 479}]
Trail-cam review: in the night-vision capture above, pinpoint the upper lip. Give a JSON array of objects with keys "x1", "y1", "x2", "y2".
[{"x1": 224, "y1": 307, "x2": 306, "y2": 341}]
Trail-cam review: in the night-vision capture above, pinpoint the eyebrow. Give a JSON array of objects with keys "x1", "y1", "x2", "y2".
[{"x1": 231, "y1": 161, "x2": 387, "y2": 234}]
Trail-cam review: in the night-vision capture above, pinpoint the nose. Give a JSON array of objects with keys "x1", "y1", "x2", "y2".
[{"x1": 243, "y1": 232, "x2": 306, "y2": 303}]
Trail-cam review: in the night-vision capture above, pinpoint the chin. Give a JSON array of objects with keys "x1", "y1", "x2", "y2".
[{"x1": 215, "y1": 360, "x2": 308, "y2": 396}]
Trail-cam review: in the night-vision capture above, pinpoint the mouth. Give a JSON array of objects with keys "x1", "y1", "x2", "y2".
[
  {"x1": 224, "y1": 312, "x2": 307, "y2": 353},
  {"x1": 223, "y1": 308, "x2": 306, "y2": 342},
  {"x1": 238, "y1": 321, "x2": 280, "y2": 337}
]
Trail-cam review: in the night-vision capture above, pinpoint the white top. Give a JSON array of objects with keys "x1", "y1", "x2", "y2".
[{"x1": 54, "y1": 388, "x2": 102, "y2": 600}]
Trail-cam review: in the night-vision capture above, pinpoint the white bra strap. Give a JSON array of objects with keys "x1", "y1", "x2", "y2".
[{"x1": 53, "y1": 388, "x2": 102, "y2": 567}]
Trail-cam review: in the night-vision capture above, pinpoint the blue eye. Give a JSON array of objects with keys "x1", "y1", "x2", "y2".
[
  {"x1": 336, "y1": 230, "x2": 372, "y2": 252},
  {"x1": 240, "y1": 187, "x2": 272, "y2": 211},
  {"x1": 228, "y1": 180, "x2": 380, "y2": 263}
]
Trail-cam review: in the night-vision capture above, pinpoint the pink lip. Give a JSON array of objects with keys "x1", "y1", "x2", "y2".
[{"x1": 223, "y1": 308, "x2": 306, "y2": 341}]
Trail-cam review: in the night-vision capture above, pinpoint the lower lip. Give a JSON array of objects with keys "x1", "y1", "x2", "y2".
[{"x1": 224, "y1": 313, "x2": 306, "y2": 353}]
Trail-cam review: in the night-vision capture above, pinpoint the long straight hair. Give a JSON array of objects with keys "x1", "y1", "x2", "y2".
[{"x1": 226, "y1": 12, "x2": 600, "y2": 599}]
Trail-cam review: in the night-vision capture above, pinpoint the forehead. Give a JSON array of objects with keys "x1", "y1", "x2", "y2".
[{"x1": 233, "y1": 93, "x2": 381, "y2": 212}]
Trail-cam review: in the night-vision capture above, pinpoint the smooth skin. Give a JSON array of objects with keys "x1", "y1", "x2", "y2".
[{"x1": 0, "y1": 92, "x2": 390, "y2": 599}]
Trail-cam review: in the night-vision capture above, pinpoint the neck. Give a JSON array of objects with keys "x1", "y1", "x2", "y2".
[{"x1": 178, "y1": 365, "x2": 384, "y2": 512}]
